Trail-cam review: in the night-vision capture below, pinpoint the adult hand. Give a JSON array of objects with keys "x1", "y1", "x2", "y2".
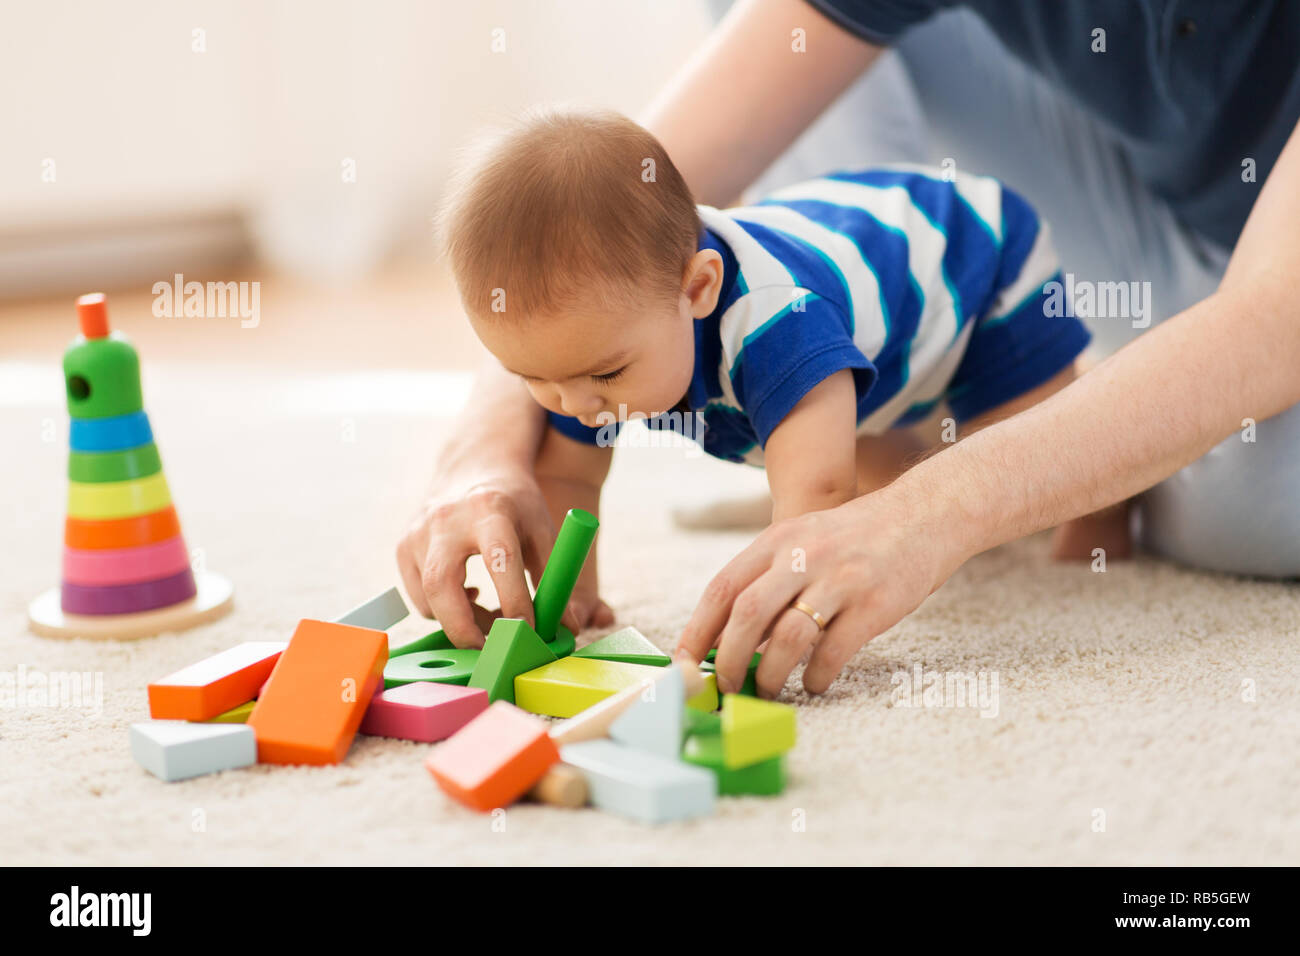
[
  {"x1": 397, "y1": 466, "x2": 555, "y2": 648},
  {"x1": 396, "y1": 360, "x2": 599, "y2": 648},
  {"x1": 676, "y1": 482, "x2": 969, "y2": 698}
]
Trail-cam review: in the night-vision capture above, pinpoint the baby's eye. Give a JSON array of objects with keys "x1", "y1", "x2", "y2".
[{"x1": 592, "y1": 367, "x2": 626, "y2": 384}]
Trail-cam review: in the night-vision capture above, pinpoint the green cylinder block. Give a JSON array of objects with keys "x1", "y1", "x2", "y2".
[
  {"x1": 63, "y1": 333, "x2": 143, "y2": 420},
  {"x1": 533, "y1": 508, "x2": 599, "y2": 642}
]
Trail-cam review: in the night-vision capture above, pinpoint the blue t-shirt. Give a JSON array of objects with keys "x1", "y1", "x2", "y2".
[
  {"x1": 548, "y1": 165, "x2": 1090, "y2": 466},
  {"x1": 806, "y1": 0, "x2": 1300, "y2": 250}
]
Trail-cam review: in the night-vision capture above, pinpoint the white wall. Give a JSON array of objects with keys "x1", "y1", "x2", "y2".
[{"x1": 0, "y1": 0, "x2": 711, "y2": 286}]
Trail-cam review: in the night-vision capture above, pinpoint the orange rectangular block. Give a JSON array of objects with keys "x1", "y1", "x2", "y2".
[
  {"x1": 148, "y1": 641, "x2": 287, "y2": 721},
  {"x1": 247, "y1": 619, "x2": 387, "y2": 765},
  {"x1": 425, "y1": 701, "x2": 559, "y2": 812}
]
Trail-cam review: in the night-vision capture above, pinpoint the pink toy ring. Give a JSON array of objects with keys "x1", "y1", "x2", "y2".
[{"x1": 62, "y1": 536, "x2": 192, "y2": 587}]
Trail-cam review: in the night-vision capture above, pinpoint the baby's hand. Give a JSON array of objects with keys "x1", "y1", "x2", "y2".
[{"x1": 562, "y1": 586, "x2": 616, "y2": 633}]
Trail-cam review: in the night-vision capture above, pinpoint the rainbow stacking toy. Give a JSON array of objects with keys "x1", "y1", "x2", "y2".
[{"x1": 27, "y1": 293, "x2": 233, "y2": 639}]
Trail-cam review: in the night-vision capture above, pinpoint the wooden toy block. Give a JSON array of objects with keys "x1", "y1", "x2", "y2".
[
  {"x1": 573, "y1": 626, "x2": 671, "y2": 667},
  {"x1": 148, "y1": 641, "x2": 286, "y2": 721},
  {"x1": 682, "y1": 706, "x2": 722, "y2": 739},
  {"x1": 389, "y1": 623, "x2": 576, "y2": 660},
  {"x1": 425, "y1": 701, "x2": 559, "y2": 812},
  {"x1": 686, "y1": 672, "x2": 719, "y2": 713},
  {"x1": 513, "y1": 656, "x2": 664, "y2": 719},
  {"x1": 247, "y1": 619, "x2": 387, "y2": 765},
  {"x1": 336, "y1": 586, "x2": 409, "y2": 631},
  {"x1": 560, "y1": 739, "x2": 716, "y2": 824},
  {"x1": 469, "y1": 618, "x2": 557, "y2": 704},
  {"x1": 720, "y1": 693, "x2": 796, "y2": 769},
  {"x1": 360, "y1": 681, "x2": 488, "y2": 742},
  {"x1": 205, "y1": 700, "x2": 256, "y2": 723},
  {"x1": 528, "y1": 661, "x2": 706, "y2": 799},
  {"x1": 525, "y1": 763, "x2": 589, "y2": 808},
  {"x1": 701, "y1": 649, "x2": 762, "y2": 696},
  {"x1": 388, "y1": 627, "x2": 454, "y2": 657},
  {"x1": 548, "y1": 661, "x2": 707, "y2": 746},
  {"x1": 682, "y1": 733, "x2": 785, "y2": 796},
  {"x1": 533, "y1": 508, "x2": 599, "y2": 641},
  {"x1": 383, "y1": 648, "x2": 480, "y2": 688},
  {"x1": 129, "y1": 720, "x2": 255, "y2": 781},
  {"x1": 608, "y1": 666, "x2": 684, "y2": 759}
]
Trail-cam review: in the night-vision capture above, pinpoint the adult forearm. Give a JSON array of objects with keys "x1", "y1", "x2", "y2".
[
  {"x1": 900, "y1": 284, "x2": 1300, "y2": 563},
  {"x1": 639, "y1": 0, "x2": 880, "y2": 207},
  {"x1": 436, "y1": 357, "x2": 548, "y2": 478}
]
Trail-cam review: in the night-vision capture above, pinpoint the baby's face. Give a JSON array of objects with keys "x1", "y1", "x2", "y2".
[{"x1": 472, "y1": 296, "x2": 696, "y2": 428}]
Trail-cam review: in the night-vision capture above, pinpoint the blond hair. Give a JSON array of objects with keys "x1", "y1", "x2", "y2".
[{"x1": 436, "y1": 104, "x2": 700, "y2": 319}]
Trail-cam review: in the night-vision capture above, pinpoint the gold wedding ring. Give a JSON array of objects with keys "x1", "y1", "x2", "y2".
[{"x1": 791, "y1": 600, "x2": 827, "y2": 632}]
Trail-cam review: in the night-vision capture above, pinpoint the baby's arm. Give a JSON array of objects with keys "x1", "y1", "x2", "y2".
[
  {"x1": 763, "y1": 369, "x2": 859, "y2": 523},
  {"x1": 534, "y1": 426, "x2": 616, "y2": 630}
]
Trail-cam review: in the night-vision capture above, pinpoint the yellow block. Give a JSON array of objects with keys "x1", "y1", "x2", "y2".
[
  {"x1": 514, "y1": 657, "x2": 664, "y2": 719},
  {"x1": 203, "y1": 700, "x2": 256, "y2": 724},
  {"x1": 67, "y1": 472, "x2": 172, "y2": 520},
  {"x1": 686, "y1": 672, "x2": 718, "y2": 714}
]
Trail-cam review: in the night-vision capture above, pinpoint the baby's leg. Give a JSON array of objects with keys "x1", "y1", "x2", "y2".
[{"x1": 958, "y1": 361, "x2": 1132, "y2": 561}]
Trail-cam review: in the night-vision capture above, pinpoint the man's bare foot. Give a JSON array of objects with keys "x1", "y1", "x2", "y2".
[
  {"x1": 1050, "y1": 502, "x2": 1133, "y2": 561},
  {"x1": 672, "y1": 492, "x2": 772, "y2": 531}
]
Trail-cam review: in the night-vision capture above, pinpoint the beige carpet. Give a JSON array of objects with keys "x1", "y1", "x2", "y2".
[{"x1": 4, "y1": 361, "x2": 1299, "y2": 866}]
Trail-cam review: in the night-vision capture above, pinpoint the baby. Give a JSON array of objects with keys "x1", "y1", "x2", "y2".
[{"x1": 438, "y1": 105, "x2": 1118, "y2": 621}]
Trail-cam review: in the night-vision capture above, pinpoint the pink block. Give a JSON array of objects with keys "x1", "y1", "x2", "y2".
[
  {"x1": 359, "y1": 682, "x2": 489, "y2": 742},
  {"x1": 62, "y1": 536, "x2": 191, "y2": 586}
]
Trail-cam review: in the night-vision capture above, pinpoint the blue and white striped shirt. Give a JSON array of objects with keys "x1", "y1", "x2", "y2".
[{"x1": 550, "y1": 165, "x2": 1090, "y2": 465}]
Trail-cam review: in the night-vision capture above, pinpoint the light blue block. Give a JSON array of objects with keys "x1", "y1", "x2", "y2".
[
  {"x1": 335, "y1": 586, "x2": 409, "y2": 631},
  {"x1": 560, "y1": 739, "x2": 716, "y2": 824},
  {"x1": 609, "y1": 666, "x2": 684, "y2": 759},
  {"x1": 130, "y1": 721, "x2": 255, "y2": 782}
]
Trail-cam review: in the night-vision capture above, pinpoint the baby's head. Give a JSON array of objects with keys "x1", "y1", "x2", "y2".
[{"x1": 437, "y1": 105, "x2": 724, "y2": 427}]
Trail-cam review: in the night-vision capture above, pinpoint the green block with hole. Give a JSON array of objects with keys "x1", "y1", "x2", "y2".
[
  {"x1": 468, "y1": 618, "x2": 557, "y2": 704},
  {"x1": 390, "y1": 623, "x2": 574, "y2": 660},
  {"x1": 573, "y1": 626, "x2": 671, "y2": 667},
  {"x1": 720, "y1": 693, "x2": 795, "y2": 769},
  {"x1": 383, "y1": 648, "x2": 480, "y2": 688},
  {"x1": 701, "y1": 650, "x2": 761, "y2": 696},
  {"x1": 683, "y1": 733, "x2": 785, "y2": 795}
]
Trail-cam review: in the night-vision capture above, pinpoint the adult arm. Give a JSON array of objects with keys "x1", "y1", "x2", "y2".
[{"x1": 680, "y1": 116, "x2": 1300, "y2": 697}]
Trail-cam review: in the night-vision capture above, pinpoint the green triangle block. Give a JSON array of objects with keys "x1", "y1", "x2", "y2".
[
  {"x1": 700, "y1": 650, "x2": 761, "y2": 696},
  {"x1": 468, "y1": 618, "x2": 557, "y2": 704},
  {"x1": 720, "y1": 693, "x2": 796, "y2": 769},
  {"x1": 573, "y1": 627, "x2": 671, "y2": 667},
  {"x1": 683, "y1": 707, "x2": 722, "y2": 740},
  {"x1": 683, "y1": 733, "x2": 785, "y2": 795}
]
